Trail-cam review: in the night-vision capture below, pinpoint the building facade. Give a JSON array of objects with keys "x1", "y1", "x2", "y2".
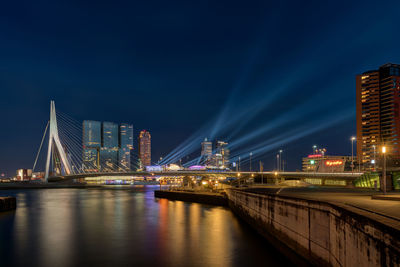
[
  {"x1": 138, "y1": 130, "x2": 151, "y2": 167},
  {"x1": 356, "y1": 63, "x2": 400, "y2": 168},
  {"x1": 101, "y1": 122, "x2": 119, "y2": 172},
  {"x1": 215, "y1": 140, "x2": 230, "y2": 169},
  {"x1": 82, "y1": 120, "x2": 101, "y2": 171},
  {"x1": 119, "y1": 123, "x2": 134, "y2": 171},
  {"x1": 83, "y1": 121, "x2": 133, "y2": 172},
  {"x1": 16, "y1": 169, "x2": 32, "y2": 181},
  {"x1": 201, "y1": 138, "x2": 212, "y2": 164},
  {"x1": 302, "y1": 154, "x2": 354, "y2": 173}
]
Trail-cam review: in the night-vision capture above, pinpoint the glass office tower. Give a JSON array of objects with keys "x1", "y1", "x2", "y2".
[
  {"x1": 101, "y1": 122, "x2": 119, "y2": 172},
  {"x1": 119, "y1": 123, "x2": 133, "y2": 170},
  {"x1": 82, "y1": 120, "x2": 101, "y2": 171},
  {"x1": 83, "y1": 121, "x2": 134, "y2": 172}
]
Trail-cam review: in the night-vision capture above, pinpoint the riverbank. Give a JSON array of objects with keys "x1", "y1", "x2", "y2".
[
  {"x1": 154, "y1": 190, "x2": 228, "y2": 206},
  {"x1": 0, "y1": 197, "x2": 16, "y2": 212}
]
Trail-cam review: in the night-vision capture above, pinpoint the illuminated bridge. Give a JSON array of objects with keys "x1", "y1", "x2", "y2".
[
  {"x1": 48, "y1": 171, "x2": 363, "y2": 187},
  {"x1": 35, "y1": 101, "x2": 363, "y2": 186}
]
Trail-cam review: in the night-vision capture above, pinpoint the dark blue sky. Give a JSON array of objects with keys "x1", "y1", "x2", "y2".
[{"x1": 1, "y1": 0, "x2": 400, "y2": 175}]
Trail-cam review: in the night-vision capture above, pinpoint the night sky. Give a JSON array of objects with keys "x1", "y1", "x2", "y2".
[{"x1": 1, "y1": 0, "x2": 400, "y2": 175}]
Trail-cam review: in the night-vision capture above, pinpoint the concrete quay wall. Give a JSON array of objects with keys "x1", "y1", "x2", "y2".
[
  {"x1": 0, "y1": 197, "x2": 16, "y2": 212},
  {"x1": 226, "y1": 189, "x2": 400, "y2": 267}
]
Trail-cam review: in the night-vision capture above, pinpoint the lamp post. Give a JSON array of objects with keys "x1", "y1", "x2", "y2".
[
  {"x1": 279, "y1": 150, "x2": 283, "y2": 172},
  {"x1": 313, "y1": 145, "x2": 317, "y2": 154},
  {"x1": 238, "y1": 156, "x2": 241, "y2": 172},
  {"x1": 382, "y1": 146, "x2": 387, "y2": 195},
  {"x1": 276, "y1": 154, "x2": 280, "y2": 171},
  {"x1": 249, "y1": 152, "x2": 253, "y2": 172},
  {"x1": 372, "y1": 145, "x2": 376, "y2": 171},
  {"x1": 351, "y1": 137, "x2": 356, "y2": 173}
]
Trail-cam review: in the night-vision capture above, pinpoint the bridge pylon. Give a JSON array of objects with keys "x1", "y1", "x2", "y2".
[{"x1": 44, "y1": 101, "x2": 72, "y2": 181}]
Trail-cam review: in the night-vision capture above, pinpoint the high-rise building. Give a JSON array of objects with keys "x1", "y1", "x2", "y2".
[
  {"x1": 138, "y1": 130, "x2": 151, "y2": 167},
  {"x1": 119, "y1": 123, "x2": 133, "y2": 171},
  {"x1": 356, "y1": 63, "x2": 400, "y2": 168},
  {"x1": 215, "y1": 140, "x2": 230, "y2": 168},
  {"x1": 201, "y1": 138, "x2": 212, "y2": 164},
  {"x1": 83, "y1": 120, "x2": 133, "y2": 172},
  {"x1": 101, "y1": 122, "x2": 119, "y2": 172},
  {"x1": 83, "y1": 120, "x2": 101, "y2": 171}
]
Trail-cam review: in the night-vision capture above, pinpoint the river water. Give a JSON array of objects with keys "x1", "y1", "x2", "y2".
[{"x1": 0, "y1": 186, "x2": 290, "y2": 267}]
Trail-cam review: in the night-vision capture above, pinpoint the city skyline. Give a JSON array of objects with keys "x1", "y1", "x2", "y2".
[
  {"x1": 2, "y1": 1, "x2": 400, "y2": 175},
  {"x1": 1, "y1": 2, "x2": 400, "y2": 266}
]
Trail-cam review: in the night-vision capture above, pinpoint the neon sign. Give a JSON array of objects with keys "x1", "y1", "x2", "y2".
[
  {"x1": 308, "y1": 154, "x2": 322, "y2": 158},
  {"x1": 325, "y1": 160, "x2": 343, "y2": 166}
]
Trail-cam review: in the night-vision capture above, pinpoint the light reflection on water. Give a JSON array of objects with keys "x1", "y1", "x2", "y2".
[{"x1": 0, "y1": 186, "x2": 290, "y2": 267}]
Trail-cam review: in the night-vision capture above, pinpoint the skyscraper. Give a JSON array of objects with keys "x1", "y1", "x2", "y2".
[
  {"x1": 119, "y1": 123, "x2": 133, "y2": 171},
  {"x1": 201, "y1": 138, "x2": 212, "y2": 164},
  {"x1": 83, "y1": 121, "x2": 133, "y2": 172},
  {"x1": 356, "y1": 63, "x2": 400, "y2": 167},
  {"x1": 215, "y1": 140, "x2": 230, "y2": 168},
  {"x1": 100, "y1": 122, "x2": 119, "y2": 172},
  {"x1": 82, "y1": 120, "x2": 101, "y2": 171},
  {"x1": 138, "y1": 130, "x2": 151, "y2": 167}
]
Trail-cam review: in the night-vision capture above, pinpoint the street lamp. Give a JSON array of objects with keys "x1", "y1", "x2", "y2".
[
  {"x1": 276, "y1": 154, "x2": 280, "y2": 171},
  {"x1": 351, "y1": 137, "x2": 356, "y2": 173},
  {"x1": 372, "y1": 145, "x2": 376, "y2": 171},
  {"x1": 238, "y1": 156, "x2": 241, "y2": 172},
  {"x1": 249, "y1": 152, "x2": 253, "y2": 172},
  {"x1": 382, "y1": 146, "x2": 387, "y2": 195},
  {"x1": 313, "y1": 145, "x2": 317, "y2": 154},
  {"x1": 279, "y1": 150, "x2": 283, "y2": 172}
]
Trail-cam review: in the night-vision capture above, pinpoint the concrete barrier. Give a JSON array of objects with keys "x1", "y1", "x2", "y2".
[
  {"x1": 226, "y1": 189, "x2": 400, "y2": 267},
  {"x1": 0, "y1": 197, "x2": 16, "y2": 212}
]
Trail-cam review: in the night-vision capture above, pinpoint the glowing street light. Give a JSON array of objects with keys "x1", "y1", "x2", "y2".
[
  {"x1": 276, "y1": 154, "x2": 280, "y2": 171},
  {"x1": 372, "y1": 145, "x2": 376, "y2": 171},
  {"x1": 351, "y1": 136, "x2": 356, "y2": 173},
  {"x1": 382, "y1": 146, "x2": 387, "y2": 195},
  {"x1": 249, "y1": 152, "x2": 253, "y2": 172},
  {"x1": 279, "y1": 150, "x2": 283, "y2": 171}
]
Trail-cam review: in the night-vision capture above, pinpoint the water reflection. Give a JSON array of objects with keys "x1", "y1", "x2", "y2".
[{"x1": 0, "y1": 187, "x2": 289, "y2": 267}]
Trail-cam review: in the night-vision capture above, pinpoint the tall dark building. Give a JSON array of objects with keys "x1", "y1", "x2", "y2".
[
  {"x1": 356, "y1": 63, "x2": 400, "y2": 168},
  {"x1": 201, "y1": 138, "x2": 212, "y2": 164},
  {"x1": 83, "y1": 121, "x2": 133, "y2": 172},
  {"x1": 215, "y1": 140, "x2": 230, "y2": 168},
  {"x1": 100, "y1": 122, "x2": 119, "y2": 171},
  {"x1": 138, "y1": 130, "x2": 151, "y2": 167},
  {"x1": 82, "y1": 120, "x2": 101, "y2": 171},
  {"x1": 119, "y1": 123, "x2": 133, "y2": 170}
]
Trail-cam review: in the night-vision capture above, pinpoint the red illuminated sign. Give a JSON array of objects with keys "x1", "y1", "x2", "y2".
[
  {"x1": 325, "y1": 160, "x2": 343, "y2": 166},
  {"x1": 308, "y1": 154, "x2": 322, "y2": 158}
]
